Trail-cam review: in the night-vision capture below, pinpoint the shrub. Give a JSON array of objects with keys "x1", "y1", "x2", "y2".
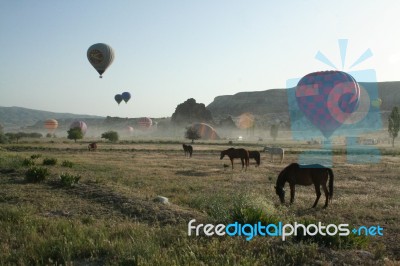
[
  {"x1": 43, "y1": 158, "x2": 57, "y2": 166},
  {"x1": 22, "y1": 158, "x2": 35, "y2": 167},
  {"x1": 61, "y1": 160, "x2": 74, "y2": 168},
  {"x1": 59, "y1": 173, "x2": 81, "y2": 187},
  {"x1": 30, "y1": 154, "x2": 42, "y2": 159},
  {"x1": 25, "y1": 166, "x2": 49, "y2": 183},
  {"x1": 101, "y1": 131, "x2": 119, "y2": 142}
]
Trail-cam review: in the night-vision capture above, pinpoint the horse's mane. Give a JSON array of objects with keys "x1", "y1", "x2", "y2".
[{"x1": 276, "y1": 163, "x2": 299, "y2": 187}]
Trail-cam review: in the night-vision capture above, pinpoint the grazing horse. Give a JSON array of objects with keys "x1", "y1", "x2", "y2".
[
  {"x1": 220, "y1": 148, "x2": 249, "y2": 170},
  {"x1": 88, "y1": 142, "x2": 97, "y2": 151},
  {"x1": 275, "y1": 163, "x2": 334, "y2": 208},
  {"x1": 182, "y1": 144, "x2": 193, "y2": 158},
  {"x1": 264, "y1": 147, "x2": 285, "y2": 163},
  {"x1": 248, "y1": 151, "x2": 261, "y2": 167}
]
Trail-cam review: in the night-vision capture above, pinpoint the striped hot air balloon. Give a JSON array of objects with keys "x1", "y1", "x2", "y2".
[
  {"x1": 137, "y1": 117, "x2": 152, "y2": 129},
  {"x1": 44, "y1": 119, "x2": 58, "y2": 133}
]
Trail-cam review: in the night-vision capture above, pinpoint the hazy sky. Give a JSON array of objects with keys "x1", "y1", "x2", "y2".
[{"x1": 1, "y1": 1, "x2": 399, "y2": 118}]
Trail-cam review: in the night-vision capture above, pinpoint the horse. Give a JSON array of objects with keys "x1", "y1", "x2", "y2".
[
  {"x1": 275, "y1": 163, "x2": 334, "y2": 208},
  {"x1": 220, "y1": 148, "x2": 249, "y2": 170},
  {"x1": 264, "y1": 147, "x2": 284, "y2": 163},
  {"x1": 182, "y1": 144, "x2": 193, "y2": 157},
  {"x1": 88, "y1": 142, "x2": 97, "y2": 151},
  {"x1": 248, "y1": 151, "x2": 261, "y2": 167}
]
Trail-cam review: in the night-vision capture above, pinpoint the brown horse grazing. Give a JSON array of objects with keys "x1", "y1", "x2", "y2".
[
  {"x1": 248, "y1": 151, "x2": 261, "y2": 167},
  {"x1": 220, "y1": 148, "x2": 249, "y2": 170},
  {"x1": 275, "y1": 163, "x2": 334, "y2": 208},
  {"x1": 88, "y1": 142, "x2": 97, "y2": 151},
  {"x1": 182, "y1": 144, "x2": 193, "y2": 157}
]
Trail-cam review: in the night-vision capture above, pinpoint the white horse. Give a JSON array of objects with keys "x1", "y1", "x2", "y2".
[{"x1": 263, "y1": 147, "x2": 284, "y2": 163}]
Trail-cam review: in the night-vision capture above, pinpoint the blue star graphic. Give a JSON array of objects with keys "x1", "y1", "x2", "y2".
[{"x1": 352, "y1": 228, "x2": 358, "y2": 234}]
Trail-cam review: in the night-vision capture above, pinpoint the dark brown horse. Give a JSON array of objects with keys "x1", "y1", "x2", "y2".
[
  {"x1": 275, "y1": 163, "x2": 334, "y2": 208},
  {"x1": 182, "y1": 144, "x2": 193, "y2": 157},
  {"x1": 220, "y1": 148, "x2": 249, "y2": 170},
  {"x1": 248, "y1": 151, "x2": 261, "y2": 167},
  {"x1": 88, "y1": 142, "x2": 97, "y2": 151}
]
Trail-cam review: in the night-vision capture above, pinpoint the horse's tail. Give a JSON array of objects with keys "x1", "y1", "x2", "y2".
[{"x1": 327, "y1": 168, "x2": 334, "y2": 200}]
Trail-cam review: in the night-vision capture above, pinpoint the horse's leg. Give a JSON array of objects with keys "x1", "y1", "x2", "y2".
[
  {"x1": 240, "y1": 158, "x2": 244, "y2": 170},
  {"x1": 230, "y1": 159, "x2": 234, "y2": 170},
  {"x1": 289, "y1": 183, "x2": 295, "y2": 204},
  {"x1": 322, "y1": 182, "x2": 329, "y2": 208},
  {"x1": 312, "y1": 183, "x2": 322, "y2": 208}
]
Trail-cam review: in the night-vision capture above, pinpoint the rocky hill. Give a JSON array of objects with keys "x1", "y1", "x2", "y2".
[{"x1": 0, "y1": 106, "x2": 103, "y2": 131}]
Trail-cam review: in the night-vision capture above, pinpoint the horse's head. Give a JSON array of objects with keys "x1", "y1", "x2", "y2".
[
  {"x1": 220, "y1": 151, "x2": 225, "y2": 160},
  {"x1": 275, "y1": 186, "x2": 285, "y2": 203}
]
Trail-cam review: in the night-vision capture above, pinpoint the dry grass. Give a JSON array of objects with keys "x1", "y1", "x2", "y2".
[{"x1": 0, "y1": 140, "x2": 399, "y2": 265}]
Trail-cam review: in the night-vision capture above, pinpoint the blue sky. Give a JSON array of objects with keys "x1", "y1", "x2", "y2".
[{"x1": 1, "y1": 1, "x2": 399, "y2": 118}]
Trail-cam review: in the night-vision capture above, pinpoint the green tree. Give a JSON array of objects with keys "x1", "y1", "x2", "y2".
[
  {"x1": 67, "y1": 128, "x2": 83, "y2": 143},
  {"x1": 185, "y1": 127, "x2": 201, "y2": 143},
  {"x1": 388, "y1": 106, "x2": 400, "y2": 147},
  {"x1": 171, "y1": 98, "x2": 213, "y2": 125},
  {"x1": 270, "y1": 124, "x2": 279, "y2": 141},
  {"x1": 101, "y1": 131, "x2": 119, "y2": 142}
]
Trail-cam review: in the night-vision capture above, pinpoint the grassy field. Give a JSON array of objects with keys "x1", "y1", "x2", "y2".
[{"x1": 0, "y1": 139, "x2": 399, "y2": 265}]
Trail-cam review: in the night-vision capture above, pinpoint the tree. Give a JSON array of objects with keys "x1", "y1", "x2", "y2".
[
  {"x1": 388, "y1": 106, "x2": 400, "y2": 147},
  {"x1": 101, "y1": 131, "x2": 119, "y2": 142},
  {"x1": 171, "y1": 98, "x2": 213, "y2": 125},
  {"x1": 270, "y1": 124, "x2": 279, "y2": 141},
  {"x1": 185, "y1": 127, "x2": 201, "y2": 143},
  {"x1": 67, "y1": 128, "x2": 83, "y2": 143}
]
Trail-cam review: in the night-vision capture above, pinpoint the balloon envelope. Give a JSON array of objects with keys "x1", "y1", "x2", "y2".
[
  {"x1": 44, "y1": 119, "x2": 58, "y2": 132},
  {"x1": 87, "y1": 43, "x2": 115, "y2": 78},
  {"x1": 115, "y1": 94, "x2": 123, "y2": 105},
  {"x1": 191, "y1": 123, "x2": 220, "y2": 140},
  {"x1": 70, "y1": 121, "x2": 87, "y2": 135},
  {"x1": 138, "y1": 117, "x2": 152, "y2": 129},
  {"x1": 371, "y1": 98, "x2": 382, "y2": 108},
  {"x1": 296, "y1": 70, "x2": 360, "y2": 138},
  {"x1": 122, "y1": 92, "x2": 131, "y2": 103}
]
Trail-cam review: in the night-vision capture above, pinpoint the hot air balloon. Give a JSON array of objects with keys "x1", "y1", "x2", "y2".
[
  {"x1": 115, "y1": 94, "x2": 123, "y2": 105},
  {"x1": 87, "y1": 43, "x2": 115, "y2": 78},
  {"x1": 138, "y1": 117, "x2": 152, "y2": 129},
  {"x1": 191, "y1": 123, "x2": 220, "y2": 140},
  {"x1": 296, "y1": 70, "x2": 360, "y2": 138},
  {"x1": 371, "y1": 98, "x2": 382, "y2": 108},
  {"x1": 44, "y1": 119, "x2": 58, "y2": 133},
  {"x1": 70, "y1": 121, "x2": 87, "y2": 135},
  {"x1": 122, "y1": 92, "x2": 131, "y2": 103},
  {"x1": 127, "y1": 126, "x2": 134, "y2": 135}
]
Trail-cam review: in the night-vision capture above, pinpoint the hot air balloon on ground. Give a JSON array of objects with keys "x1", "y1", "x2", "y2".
[
  {"x1": 191, "y1": 123, "x2": 220, "y2": 140},
  {"x1": 44, "y1": 119, "x2": 58, "y2": 134},
  {"x1": 115, "y1": 94, "x2": 123, "y2": 105},
  {"x1": 138, "y1": 117, "x2": 152, "y2": 129},
  {"x1": 371, "y1": 98, "x2": 382, "y2": 108},
  {"x1": 122, "y1": 92, "x2": 131, "y2": 103},
  {"x1": 87, "y1": 43, "x2": 114, "y2": 78},
  {"x1": 69, "y1": 121, "x2": 87, "y2": 135}
]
